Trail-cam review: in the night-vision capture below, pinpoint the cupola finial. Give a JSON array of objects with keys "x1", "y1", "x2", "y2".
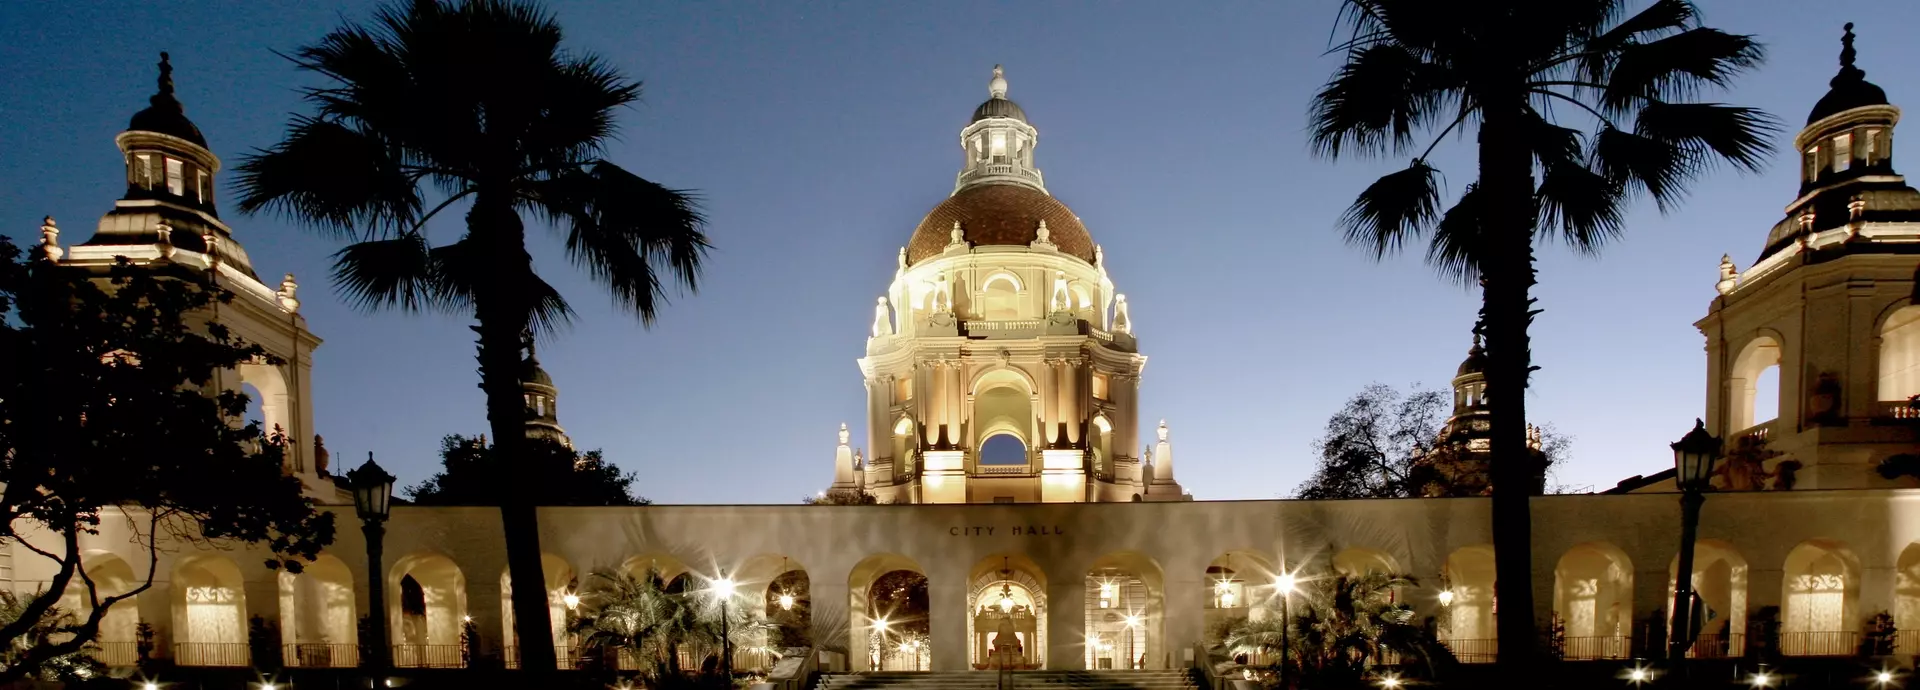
[
  {"x1": 157, "y1": 52, "x2": 175, "y2": 98},
  {"x1": 1835, "y1": 23, "x2": 1865, "y2": 85},
  {"x1": 989, "y1": 64, "x2": 1008, "y2": 99}
]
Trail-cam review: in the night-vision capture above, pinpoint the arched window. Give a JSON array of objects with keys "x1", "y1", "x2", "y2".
[
  {"x1": 980, "y1": 273, "x2": 1021, "y2": 320},
  {"x1": 1729, "y1": 337, "x2": 1782, "y2": 432},
  {"x1": 980, "y1": 434, "x2": 1027, "y2": 466},
  {"x1": 1552, "y1": 543, "x2": 1633, "y2": 660},
  {"x1": 1781, "y1": 540, "x2": 1859, "y2": 656},
  {"x1": 1880, "y1": 306, "x2": 1920, "y2": 403}
]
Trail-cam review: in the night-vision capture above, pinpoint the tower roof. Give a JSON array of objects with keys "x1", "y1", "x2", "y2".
[
  {"x1": 126, "y1": 52, "x2": 208, "y2": 147},
  {"x1": 1456, "y1": 335, "x2": 1486, "y2": 378},
  {"x1": 1806, "y1": 23, "x2": 1890, "y2": 125},
  {"x1": 907, "y1": 184, "x2": 1094, "y2": 264},
  {"x1": 971, "y1": 65, "x2": 1028, "y2": 123}
]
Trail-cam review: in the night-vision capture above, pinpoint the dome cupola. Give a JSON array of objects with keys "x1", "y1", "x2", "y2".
[
  {"x1": 520, "y1": 339, "x2": 571, "y2": 447},
  {"x1": 954, "y1": 65, "x2": 1045, "y2": 193},
  {"x1": 1755, "y1": 24, "x2": 1919, "y2": 262},
  {"x1": 118, "y1": 52, "x2": 220, "y2": 216}
]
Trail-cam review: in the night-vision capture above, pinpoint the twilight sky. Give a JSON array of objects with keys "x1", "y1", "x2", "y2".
[{"x1": 4, "y1": 1, "x2": 1918, "y2": 504}]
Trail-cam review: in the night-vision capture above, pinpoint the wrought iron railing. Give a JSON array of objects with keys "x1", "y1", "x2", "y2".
[
  {"x1": 173, "y1": 642, "x2": 250, "y2": 667},
  {"x1": 392, "y1": 643, "x2": 466, "y2": 669},
  {"x1": 283, "y1": 643, "x2": 359, "y2": 668},
  {"x1": 1780, "y1": 631, "x2": 1858, "y2": 657},
  {"x1": 1896, "y1": 629, "x2": 1920, "y2": 657},
  {"x1": 1560, "y1": 635, "x2": 1630, "y2": 660},
  {"x1": 1439, "y1": 638, "x2": 1496, "y2": 664},
  {"x1": 1686, "y1": 633, "x2": 1745, "y2": 659},
  {"x1": 502, "y1": 645, "x2": 577, "y2": 670},
  {"x1": 89, "y1": 641, "x2": 139, "y2": 667}
]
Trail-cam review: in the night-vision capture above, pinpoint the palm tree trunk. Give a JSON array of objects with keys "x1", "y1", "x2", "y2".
[
  {"x1": 467, "y1": 193, "x2": 559, "y2": 674},
  {"x1": 1477, "y1": 90, "x2": 1540, "y2": 673}
]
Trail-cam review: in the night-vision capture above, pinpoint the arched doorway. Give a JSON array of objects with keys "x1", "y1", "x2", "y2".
[
  {"x1": 968, "y1": 554, "x2": 1046, "y2": 670},
  {"x1": 1552, "y1": 542, "x2": 1632, "y2": 660},
  {"x1": 849, "y1": 554, "x2": 929, "y2": 671},
  {"x1": 172, "y1": 555, "x2": 249, "y2": 666},
  {"x1": 1668, "y1": 540, "x2": 1748, "y2": 658},
  {"x1": 278, "y1": 554, "x2": 357, "y2": 667},
  {"x1": 1203, "y1": 550, "x2": 1273, "y2": 632},
  {"x1": 1440, "y1": 545, "x2": 1496, "y2": 663},
  {"x1": 736, "y1": 553, "x2": 809, "y2": 672},
  {"x1": 1086, "y1": 551, "x2": 1164, "y2": 670},
  {"x1": 502, "y1": 553, "x2": 578, "y2": 669},
  {"x1": 390, "y1": 552, "x2": 467, "y2": 668},
  {"x1": 63, "y1": 552, "x2": 140, "y2": 667},
  {"x1": 1880, "y1": 306, "x2": 1920, "y2": 402},
  {"x1": 1782, "y1": 540, "x2": 1859, "y2": 656}
]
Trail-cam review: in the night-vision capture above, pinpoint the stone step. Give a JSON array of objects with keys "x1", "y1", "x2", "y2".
[{"x1": 818, "y1": 670, "x2": 1195, "y2": 690}]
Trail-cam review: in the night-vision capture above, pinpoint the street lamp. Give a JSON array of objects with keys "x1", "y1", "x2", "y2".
[
  {"x1": 1274, "y1": 571, "x2": 1297, "y2": 686},
  {"x1": 1668, "y1": 419, "x2": 1723, "y2": 663},
  {"x1": 347, "y1": 453, "x2": 396, "y2": 672},
  {"x1": 712, "y1": 571, "x2": 736, "y2": 675}
]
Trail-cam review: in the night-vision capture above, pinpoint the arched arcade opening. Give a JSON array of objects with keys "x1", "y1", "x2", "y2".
[{"x1": 1086, "y1": 551, "x2": 1163, "y2": 670}]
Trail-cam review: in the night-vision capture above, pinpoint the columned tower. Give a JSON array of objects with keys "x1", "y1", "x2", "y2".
[
  {"x1": 51, "y1": 53, "x2": 333, "y2": 500},
  {"x1": 521, "y1": 342, "x2": 571, "y2": 448},
  {"x1": 1698, "y1": 24, "x2": 1920, "y2": 489},
  {"x1": 846, "y1": 66, "x2": 1184, "y2": 503}
]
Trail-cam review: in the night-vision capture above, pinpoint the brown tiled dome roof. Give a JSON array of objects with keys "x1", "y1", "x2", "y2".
[{"x1": 906, "y1": 184, "x2": 1094, "y2": 264}]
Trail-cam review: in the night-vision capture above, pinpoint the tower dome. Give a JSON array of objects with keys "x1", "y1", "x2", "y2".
[
  {"x1": 1806, "y1": 23, "x2": 1889, "y2": 125},
  {"x1": 128, "y1": 52, "x2": 208, "y2": 147}
]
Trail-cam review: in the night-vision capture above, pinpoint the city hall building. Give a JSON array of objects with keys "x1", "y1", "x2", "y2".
[{"x1": 23, "y1": 36, "x2": 1920, "y2": 674}]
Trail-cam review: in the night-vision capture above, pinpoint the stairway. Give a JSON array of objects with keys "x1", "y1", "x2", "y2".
[{"x1": 817, "y1": 669, "x2": 1195, "y2": 690}]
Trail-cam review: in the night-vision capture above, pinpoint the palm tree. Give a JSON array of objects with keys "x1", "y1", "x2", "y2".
[
  {"x1": 1225, "y1": 573, "x2": 1431, "y2": 689},
  {"x1": 235, "y1": 0, "x2": 708, "y2": 672},
  {"x1": 1309, "y1": 0, "x2": 1775, "y2": 670}
]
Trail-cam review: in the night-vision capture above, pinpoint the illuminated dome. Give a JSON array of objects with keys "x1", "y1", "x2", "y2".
[{"x1": 906, "y1": 184, "x2": 1094, "y2": 264}]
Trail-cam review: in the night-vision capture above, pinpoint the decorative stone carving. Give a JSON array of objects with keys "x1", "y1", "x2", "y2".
[
  {"x1": 37, "y1": 216, "x2": 61, "y2": 261},
  {"x1": 1715, "y1": 255, "x2": 1739, "y2": 295},
  {"x1": 1050, "y1": 271, "x2": 1070, "y2": 312},
  {"x1": 1112, "y1": 294, "x2": 1133, "y2": 334},
  {"x1": 948, "y1": 221, "x2": 966, "y2": 249},
  {"x1": 872, "y1": 296, "x2": 894, "y2": 337},
  {"x1": 278, "y1": 273, "x2": 301, "y2": 312}
]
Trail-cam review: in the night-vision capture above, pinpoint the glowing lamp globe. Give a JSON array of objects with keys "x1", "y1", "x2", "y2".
[
  {"x1": 346, "y1": 454, "x2": 397, "y2": 522},
  {"x1": 1275, "y1": 573, "x2": 1297, "y2": 593},
  {"x1": 1437, "y1": 589, "x2": 1455, "y2": 607},
  {"x1": 713, "y1": 576, "x2": 736, "y2": 598},
  {"x1": 779, "y1": 593, "x2": 796, "y2": 611},
  {"x1": 1671, "y1": 419, "x2": 1723, "y2": 489}
]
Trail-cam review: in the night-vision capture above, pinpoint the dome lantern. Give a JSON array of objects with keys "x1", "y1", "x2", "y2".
[
  {"x1": 120, "y1": 52, "x2": 219, "y2": 216},
  {"x1": 956, "y1": 65, "x2": 1045, "y2": 193}
]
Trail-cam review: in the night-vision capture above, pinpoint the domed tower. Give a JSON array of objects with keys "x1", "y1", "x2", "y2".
[
  {"x1": 1442, "y1": 336, "x2": 1491, "y2": 450},
  {"x1": 52, "y1": 54, "x2": 330, "y2": 499},
  {"x1": 848, "y1": 66, "x2": 1180, "y2": 503},
  {"x1": 520, "y1": 341, "x2": 571, "y2": 448},
  {"x1": 1698, "y1": 25, "x2": 1920, "y2": 489}
]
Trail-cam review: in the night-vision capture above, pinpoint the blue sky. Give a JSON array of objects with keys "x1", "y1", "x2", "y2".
[{"x1": 3, "y1": 1, "x2": 1917, "y2": 503}]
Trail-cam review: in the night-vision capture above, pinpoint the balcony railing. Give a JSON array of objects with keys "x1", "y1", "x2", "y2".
[
  {"x1": 1686, "y1": 633, "x2": 1745, "y2": 659},
  {"x1": 1561, "y1": 635, "x2": 1629, "y2": 660},
  {"x1": 976, "y1": 465, "x2": 1032, "y2": 475},
  {"x1": 89, "y1": 641, "x2": 139, "y2": 667},
  {"x1": 1781, "y1": 631, "x2": 1858, "y2": 657},
  {"x1": 1896, "y1": 630, "x2": 1920, "y2": 657},
  {"x1": 173, "y1": 642, "x2": 250, "y2": 667},
  {"x1": 1877, "y1": 400, "x2": 1920, "y2": 420},
  {"x1": 503, "y1": 645, "x2": 578, "y2": 670},
  {"x1": 1734, "y1": 421, "x2": 1773, "y2": 443},
  {"x1": 283, "y1": 643, "x2": 359, "y2": 668},
  {"x1": 392, "y1": 643, "x2": 466, "y2": 669},
  {"x1": 1439, "y1": 638, "x2": 1496, "y2": 664}
]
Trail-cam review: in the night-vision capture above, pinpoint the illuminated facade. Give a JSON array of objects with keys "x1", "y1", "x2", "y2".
[
  {"x1": 834, "y1": 66, "x2": 1184, "y2": 505},
  {"x1": 23, "y1": 34, "x2": 1920, "y2": 676}
]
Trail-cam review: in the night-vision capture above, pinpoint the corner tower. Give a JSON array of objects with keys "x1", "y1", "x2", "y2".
[
  {"x1": 1698, "y1": 25, "x2": 1920, "y2": 489},
  {"x1": 49, "y1": 53, "x2": 332, "y2": 500},
  {"x1": 847, "y1": 67, "x2": 1183, "y2": 503}
]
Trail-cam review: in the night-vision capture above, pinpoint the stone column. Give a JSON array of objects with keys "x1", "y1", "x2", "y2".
[
  {"x1": 1060, "y1": 359, "x2": 1079, "y2": 444},
  {"x1": 139, "y1": 581, "x2": 175, "y2": 661},
  {"x1": 929, "y1": 571, "x2": 971, "y2": 670},
  {"x1": 244, "y1": 569, "x2": 281, "y2": 664},
  {"x1": 1160, "y1": 571, "x2": 1203, "y2": 670},
  {"x1": 469, "y1": 565, "x2": 508, "y2": 663},
  {"x1": 1047, "y1": 576, "x2": 1087, "y2": 670},
  {"x1": 1040, "y1": 358, "x2": 1057, "y2": 437}
]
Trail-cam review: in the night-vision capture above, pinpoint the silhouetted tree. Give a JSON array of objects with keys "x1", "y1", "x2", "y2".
[
  {"x1": 1310, "y1": 1, "x2": 1776, "y2": 668},
  {"x1": 238, "y1": 0, "x2": 709, "y2": 669},
  {"x1": 803, "y1": 489, "x2": 884, "y2": 505},
  {"x1": 407, "y1": 435, "x2": 649, "y2": 506},
  {"x1": 1295, "y1": 384, "x2": 1569, "y2": 499},
  {"x1": 0, "y1": 238, "x2": 334, "y2": 682}
]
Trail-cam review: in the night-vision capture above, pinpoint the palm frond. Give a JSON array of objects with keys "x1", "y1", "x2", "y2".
[
  {"x1": 528, "y1": 161, "x2": 709, "y2": 324},
  {"x1": 1635, "y1": 102, "x2": 1778, "y2": 173},
  {"x1": 1536, "y1": 160, "x2": 1625, "y2": 253},
  {"x1": 1576, "y1": 0, "x2": 1698, "y2": 83},
  {"x1": 330, "y1": 233, "x2": 446, "y2": 312},
  {"x1": 1599, "y1": 28, "x2": 1763, "y2": 113},
  {"x1": 233, "y1": 117, "x2": 421, "y2": 239},
  {"x1": 1309, "y1": 44, "x2": 1459, "y2": 158},
  {"x1": 1593, "y1": 126, "x2": 1687, "y2": 212},
  {"x1": 1339, "y1": 161, "x2": 1443, "y2": 258},
  {"x1": 1427, "y1": 183, "x2": 1486, "y2": 285}
]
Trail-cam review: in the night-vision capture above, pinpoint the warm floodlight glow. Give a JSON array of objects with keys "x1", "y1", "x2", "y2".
[
  {"x1": 1123, "y1": 614, "x2": 1140, "y2": 627},
  {"x1": 713, "y1": 576, "x2": 737, "y2": 598},
  {"x1": 1100, "y1": 582, "x2": 1115, "y2": 597},
  {"x1": 999, "y1": 594, "x2": 1015, "y2": 613},
  {"x1": 1378, "y1": 675, "x2": 1401, "y2": 689},
  {"x1": 562, "y1": 592, "x2": 581, "y2": 609},
  {"x1": 1275, "y1": 573, "x2": 1297, "y2": 593},
  {"x1": 779, "y1": 593, "x2": 796, "y2": 610},
  {"x1": 874, "y1": 617, "x2": 890, "y2": 632},
  {"x1": 1220, "y1": 590, "x2": 1236, "y2": 607},
  {"x1": 1876, "y1": 670, "x2": 1896, "y2": 686},
  {"x1": 1436, "y1": 589, "x2": 1455, "y2": 607},
  {"x1": 899, "y1": 643, "x2": 912, "y2": 653},
  {"x1": 143, "y1": 684, "x2": 159, "y2": 690},
  {"x1": 1627, "y1": 666, "x2": 1651, "y2": 684},
  {"x1": 263, "y1": 684, "x2": 278, "y2": 690},
  {"x1": 1752, "y1": 672, "x2": 1772, "y2": 688}
]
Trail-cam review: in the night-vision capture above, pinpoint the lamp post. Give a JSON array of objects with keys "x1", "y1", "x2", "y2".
[
  {"x1": 346, "y1": 453, "x2": 396, "y2": 673},
  {"x1": 713, "y1": 571, "x2": 736, "y2": 675},
  {"x1": 1668, "y1": 419, "x2": 1723, "y2": 663},
  {"x1": 1274, "y1": 572, "x2": 1296, "y2": 687}
]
